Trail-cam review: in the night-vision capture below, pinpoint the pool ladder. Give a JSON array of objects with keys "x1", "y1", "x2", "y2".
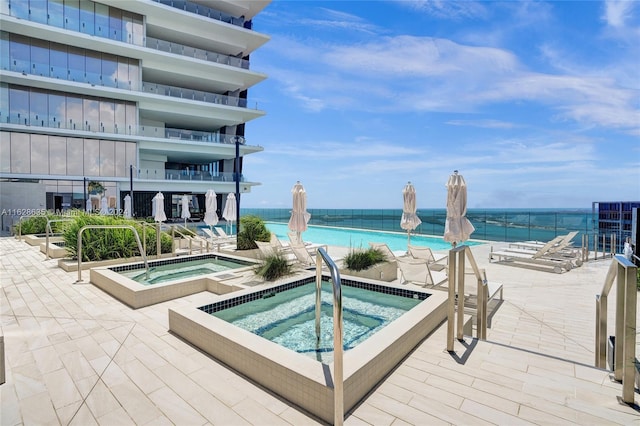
[{"x1": 315, "y1": 247, "x2": 343, "y2": 426}]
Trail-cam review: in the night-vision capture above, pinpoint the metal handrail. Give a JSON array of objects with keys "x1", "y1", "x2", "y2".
[
  {"x1": 75, "y1": 225, "x2": 147, "y2": 283},
  {"x1": 170, "y1": 224, "x2": 210, "y2": 254},
  {"x1": 447, "y1": 245, "x2": 490, "y2": 351},
  {"x1": 315, "y1": 247, "x2": 343, "y2": 426},
  {"x1": 16, "y1": 216, "x2": 30, "y2": 241},
  {"x1": 595, "y1": 255, "x2": 637, "y2": 404},
  {"x1": 45, "y1": 218, "x2": 74, "y2": 260}
]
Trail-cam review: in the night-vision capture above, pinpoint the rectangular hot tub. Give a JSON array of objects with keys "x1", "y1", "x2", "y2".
[{"x1": 169, "y1": 274, "x2": 448, "y2": 423}]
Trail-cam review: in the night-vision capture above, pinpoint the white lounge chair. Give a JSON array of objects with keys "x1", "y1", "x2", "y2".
[
  {"x1": 407, "y1": 245, "x2": 448, "y2": 271},
  {"x1": 396, "y1": 256, "x2": 448, "y2": 288},
  {"x1": 254, "y1": 241, "x2": 298, "y2": 264},
  {"x1": 368, "y1": 242, "x2": 407, "y2": 261},
  {"x1": 490, "y1": 237, "x2": 575, "y2": 273}
]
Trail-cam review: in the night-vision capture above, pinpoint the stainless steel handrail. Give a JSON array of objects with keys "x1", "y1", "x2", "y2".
[
  {"x1": 315, "y1": 247, "x2": 343, "y2": 426},
  {"x1": 45, "y1": 218, "x2": 74, "y2": 260},
  {"x1": 595, "y1": 255, "x2": 637, "y2": 404},
  {"x1": 76, "y1": 225, "x2": 147, "y2": 283}
]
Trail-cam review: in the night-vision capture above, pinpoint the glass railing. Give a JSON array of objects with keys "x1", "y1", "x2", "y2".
[
  {"x1": 152, "y1": 0, "x2": 248, "y2": 28},
  {"x1": 5, "y1": 61, "x2": 248, "y2": 108},
  {"x1": 163, "y1": 170, "x2": 243, "y2": 182},
  {"x1": 0, "y1": 116, "x2": 250, "y2": 146},
  {"x1": 242, "y1": 208, "x2": 610, "y2": 249},
  {"x1": 146, "y1": 37, "x2": 249, "y2": 69},
  {"x1": 141, "y1": 82, "x2": 247, "y2": 107}
]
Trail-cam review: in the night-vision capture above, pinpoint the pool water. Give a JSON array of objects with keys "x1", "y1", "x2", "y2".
[
  {"x1": 119, "y1": 257, "x2": 250, "y2": 285},
  {"x1": 211, "y1": 281, "x2": 422, "y2": 363},
  {"x1": 266, "y1": 222, "x2": 481, "y2": 252}
]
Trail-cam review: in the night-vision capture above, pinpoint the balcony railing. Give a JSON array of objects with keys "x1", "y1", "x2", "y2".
[
  {"x1": 141, "y1": 82, "x2": 247, "y2": 107},
  {"x1": 0, "y1": 116, "x2": 250, "y2": 146},
  {"x1": 136, "y1": 170, "x2": 244, "y2": 182},
  {"x1": 146, "y1": 37, "x2": 249, "y2": 69},
  {"x1": 4, "y1": 59, "x2": 250, "y2": 108},
  {"x1": 151, "y1": 0, "x2": 248, "y2": 28}
]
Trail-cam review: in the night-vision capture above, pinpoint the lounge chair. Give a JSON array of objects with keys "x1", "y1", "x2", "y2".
[
  {"x1": 509, "y1": 231, "x2": 578, "y2": 253},
  {"x1": 396, "y1": 256, "x2": 448, "y2": 288},
  {"x1": 407, "y1": 245, "x2": 448, "y2": 271},
  {"x1": 490, "y1": 237, "x2": 575, "y2": 273},
  {"x1": 368, "y1": 242, "x2": 408, "y2": 261},
  {"x1": 254, "y1": 241, "x2": 298, "y2": 264}
]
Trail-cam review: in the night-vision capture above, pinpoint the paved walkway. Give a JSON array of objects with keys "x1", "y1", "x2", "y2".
[{"x1": 1, "y1": 236, "x2": 638, "y2": 425}]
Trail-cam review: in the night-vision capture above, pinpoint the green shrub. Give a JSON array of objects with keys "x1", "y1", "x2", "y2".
[
  {"x1": 255, "y1": 253, "x2": 292, "y2": 281},
  {"x1": 236, "y1": 215, "x2": 271, "y2": 250},
  {"x1": 343, "y1": 247, "x2": 386, "y2": 271},
  {"x1": 63, "y1": 214, "x2": 171, "y2": 261},
  {"x1": 16, "y1": 212, "x2": 59, "y2": 235}
]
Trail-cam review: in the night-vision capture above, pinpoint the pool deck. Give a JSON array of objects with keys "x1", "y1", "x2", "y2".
[{"x1": 1, "y1": 235, "x2": 639, "y2": 425}]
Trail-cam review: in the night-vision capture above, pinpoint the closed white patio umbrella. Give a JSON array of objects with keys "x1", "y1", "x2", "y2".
[
  {"x1": 100, "y1": 195, "x2": 109, "y2": 215},
  {"x1": 400, "y1": 182, "x2": 422, "y2": 249},
  {"x1": 204, "y1": 189, "x2": 218, "y2": 235},
  {"x1": 443, "y1": 171, "x2": 475, "y2": 247},
  {"x1": 288, "y1": 181, "x2": 311, "y2": 242},
  {"x1": 86, "y1": 198, "x2": 92, "y2": 213},
  {"x1": 153, "y1": 192, "x2": 167, "y2": 223},
  {"x1": 180, "y1": 194, "x2": 191, "y2": 227},
  {"x1": 222, "y1": 193, "x2": 236, "y2": 235},
  {"x1": 123, "y1": 194, "x2": 132, "y2": 219}
]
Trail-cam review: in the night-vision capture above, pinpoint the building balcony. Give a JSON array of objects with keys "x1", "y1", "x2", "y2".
[{"x1": 146, "y1": 36, "x2": 249, "y2": 69}]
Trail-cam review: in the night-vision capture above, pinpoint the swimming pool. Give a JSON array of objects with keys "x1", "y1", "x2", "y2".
[
  {"x1": 119, "y1": 256, "x2": 252, "y2": 285},
  {"x1": 90, "y1": 253, "x2": 259, "y2": 308},
  {"x1": 169, "y1": 273, "x2": 449, "y2": 423},
  {"x1": 207, "y1": 281, "x2": 424, "y2": 363},
  {"x1": 266, "y1": 222, "x2": 482, "y2": 251}
]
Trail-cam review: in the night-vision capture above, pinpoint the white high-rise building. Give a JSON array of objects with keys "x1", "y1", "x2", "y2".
[{"x1": 0, "y1": 0, "x2": 269, "y2": 228}]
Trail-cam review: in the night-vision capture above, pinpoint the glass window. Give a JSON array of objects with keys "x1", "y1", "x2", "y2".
[
  {"x1": 83, "y1": 98, "x2": 99, "y2": 132},
  {"x1": 66, "y1": 94, "x2": 82, "y2": 130},
  {"x1": 9, "y1": 34, "x2": 30, "y2": 73},
  {"x1": 49, "y1": 43, "x2": 67, "y2": 80},
  {"x1": 1, "y1": 32, "x2": 8, "y2": 71},
  {"x1": 117, "y1": 57, "x2": 129, "y2": 89},
  {"x1": 10, "y1": 0, "x2": 29, "y2": 19},
  {"x1": 128, "y1": 59, "x2": 140, "y2": 90},
  {"x1": 67, "y1": 46, "x2": 84, "y2": 82},
  {"x1": 66, "y1": 137, "x2": 83, "y2": 175},
  {"x1": 125, "y1": 142, "x2": 137, "y2": 169},
  {"x1": 125, "y1": 103, "x2": 137, "y2": 133},
  {"x1": 132, "y1": 14, "x2": 144, "y2": 46},
  {"x1": 114, "y1": 141, "x2": 126, "y2": 177},
  {"x1": 47, "y1": 0, "x2": 64, "y2": 29},
  {"x1": 29, "y1": 90, "x2": 48, "y2": 127},
  {"x1": 80, "y1": 1, "x2": 94, "y2": 35},
  {"x1": 101, "y1": 53, "x2": 118, "y2": 88},
  {"x1": 30, "y1": 38, "x2": 49, "y2": 77},
  {"x1": 122, "y1": 11, "x2": 133, "y2": 44},
  {"x1": 64, "y1": 0, "x2": 80, "y2": 32},
  {"x1": 99, "y1": 140, "x2": 115, "y2": 176},
  {"x1": 114, "y1": 102, "x2": 126, "y2": 134},
  {"x1": 0, "y1": 132, "x2": 10, "y2": 172},
  {"x1": 83, "y1": 138, "x2": 100, "y2": 175},
  {"x1": 9, "y1": 87, "x2": 29, "y2": 126},
  {"x1": 30, "y1": 134, "x2": 49, "y2": 174},
  {"x1": 100, "y1": 100, "x2": 115, "y2": 133},
  {"x1": 30, "y1": 0, "x2": 48, "y2": 24},
  {"x1": 48, "y1": 93, "x2": 65, "y2": 129},
  {"x1": 50, "y1": 136, "x2": 67, "y2": 175},
  {"x1": 10, "y1": 132, "x2": 30, "y2": 173},
  {"x1": 94, "y1": 2, "x2": 109, "y2": 39},
  {"x1": 85, "y1": 50, "x2": 101, "y2": 85},
  {"x1": 109, "y1": 8, "x2": 123, "y2": 41}
]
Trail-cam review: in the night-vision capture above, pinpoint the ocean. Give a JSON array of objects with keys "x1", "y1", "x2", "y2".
[{"x1": 242, "y1": 208, "x2": 596, "y2": 245}]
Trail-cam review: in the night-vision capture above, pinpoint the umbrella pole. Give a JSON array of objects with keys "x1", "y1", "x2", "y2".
[{"x1": 407, "y1": 231, "x2": 411, "y2": 252}]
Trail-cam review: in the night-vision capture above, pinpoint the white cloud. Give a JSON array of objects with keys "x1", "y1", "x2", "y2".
[{"x1": 604, "y1": 0, "x2": 635, "y2": 27}]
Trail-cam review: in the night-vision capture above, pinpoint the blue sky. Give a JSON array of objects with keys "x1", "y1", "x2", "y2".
[{"x1": 242, "y1": 0, "x2": 640, "y2": 209}]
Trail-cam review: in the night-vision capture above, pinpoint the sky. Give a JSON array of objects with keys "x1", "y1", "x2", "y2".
[{"x1": 241, "y1": 0, "x2": 640, "y2": 210}]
